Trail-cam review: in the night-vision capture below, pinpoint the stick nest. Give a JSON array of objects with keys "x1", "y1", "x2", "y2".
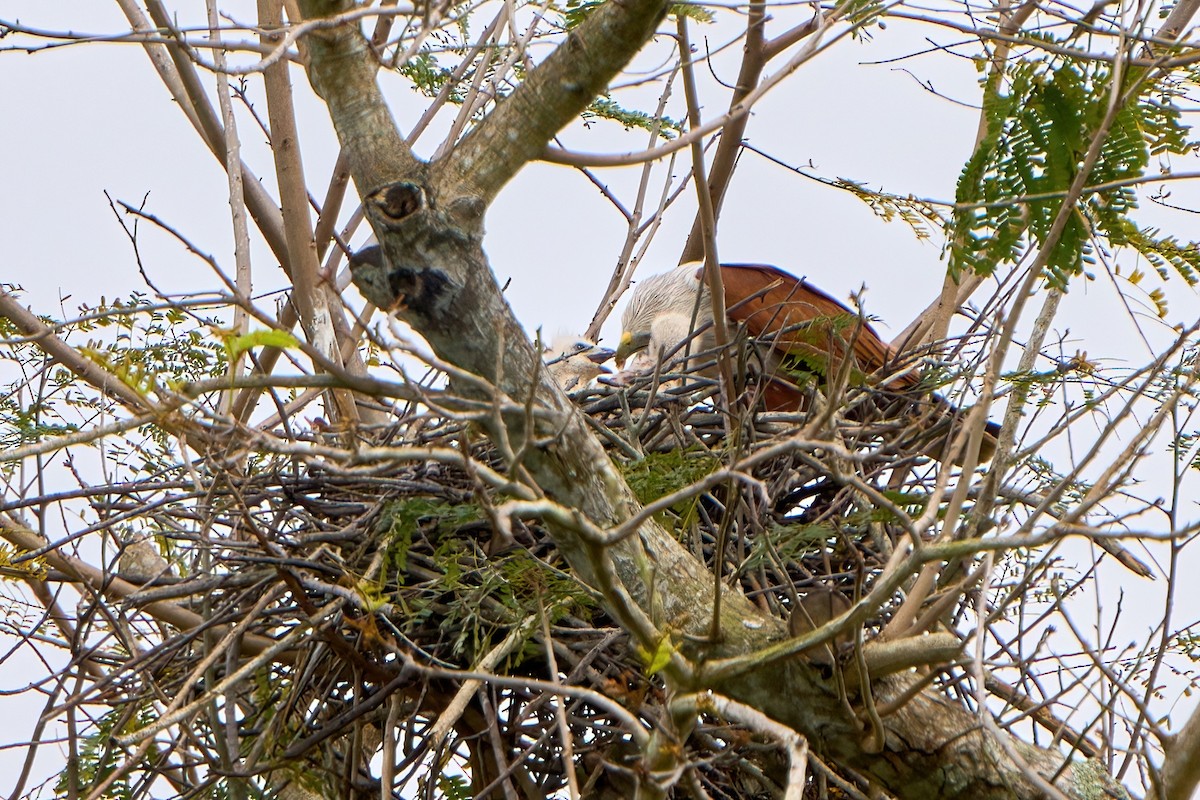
[{"x1": 46, "y1": 364, "x2": 989, "y2": 800}]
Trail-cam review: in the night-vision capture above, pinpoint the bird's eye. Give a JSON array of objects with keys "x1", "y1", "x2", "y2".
[{"x1": 573, "y1": 342, "x2": 589, "y2": 352}]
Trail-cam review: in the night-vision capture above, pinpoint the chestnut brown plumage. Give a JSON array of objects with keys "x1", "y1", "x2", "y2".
[{"x1": 615, "y1": 263, "x2": 999, "y2": 464}]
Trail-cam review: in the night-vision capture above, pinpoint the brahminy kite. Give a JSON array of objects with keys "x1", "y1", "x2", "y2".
[{"x1": 614, "y1": 263, "x2": 999, "y2": 463}]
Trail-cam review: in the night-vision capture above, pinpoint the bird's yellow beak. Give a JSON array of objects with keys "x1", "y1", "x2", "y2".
[{"x1": 613, "y1": 330, "x2": 649, "y2": 369}]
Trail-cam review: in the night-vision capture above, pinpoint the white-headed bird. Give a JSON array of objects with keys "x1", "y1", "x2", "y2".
[
  {"x1": 544, "y1": 336, "x2": 614, "y2": 392},
  {"x1": 614, "y1": 263, "x2": 999, "y2": 463}
]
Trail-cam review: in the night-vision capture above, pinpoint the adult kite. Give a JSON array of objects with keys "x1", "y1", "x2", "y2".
[{"x1": 613, "y1": 263, "x2": 1000, "y2": 464}]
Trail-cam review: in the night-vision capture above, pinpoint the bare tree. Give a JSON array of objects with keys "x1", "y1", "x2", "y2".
[{"x1": 2, "y1": 0, "x2": 1200, "y2": 798}]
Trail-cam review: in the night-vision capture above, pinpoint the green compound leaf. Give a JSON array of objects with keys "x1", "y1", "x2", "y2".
[
  {"x1": 951, "y1": 54, "x2": 1198, "y2": 289},
  {"x1": 225, "y1": 329, "x2": 299, "y2": 362}
]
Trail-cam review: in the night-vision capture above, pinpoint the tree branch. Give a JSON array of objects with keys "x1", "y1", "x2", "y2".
[
  {"x1": 1162, "y1": 706, "x2": 1200, "y2": 800},
  {"x1": 0, "y1": 514, "x2": 282, "y2": 659},
  {"x1": 679, "y1": 0, "x2": 767, "y2": 265},
  {"x1": 296, "y1": 4, "x2": 1136, "y2": 797},
  {"x1": 0, "y1": 291, "x2": 157, "y2": 416},
  {"x1": 434, "y1": 0, "x2": 670, "y2": 202},
  {"x1": 297, "y1": 0, "x2": 424, "y2": 190}
]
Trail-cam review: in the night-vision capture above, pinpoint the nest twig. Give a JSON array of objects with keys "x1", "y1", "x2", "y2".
[{"x1": 8, "y1": 353, "x2": 1005, "y2": 800}]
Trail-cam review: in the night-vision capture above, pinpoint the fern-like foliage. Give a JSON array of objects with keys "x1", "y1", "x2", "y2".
[
  {"x1": 0, "y1": 543, "x2": 47, "y2": 580},
  {"x1": 843, "y1": 0, "x2": 886, "y2": 33},
  {"x1": 834, "y1": 178, "x2": 946, "y2": 240},
  {"x1": 54, "y1": 706, "x2": 159, "y2": 800},
  {"x1": 0, "y1": 290, "x2": 225, "y2": 476},
  {"x1": 560, "y1": 0, "x2": 605, "y2": 29},
  {"x1": 620, "y1": 449, "x2": 719, "y2": 508},
  {"x1": 952, "y1": 51, "x2": 1198, "y2": 291},
  {"x1": 399, "y1": 48, "x2": 461, "y2": 103},
  {"x1": 1105, "y1": 221, "x2": 1200, "y2": 290},
  {"x1": 583, "y1": 96, "x2": 682, "y2": 139},
  {"x1": 396, "y1": 8, "x2": 686, "y2": 141}
]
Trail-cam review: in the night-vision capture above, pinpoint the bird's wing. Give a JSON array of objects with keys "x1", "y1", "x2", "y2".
[
  {"x1": 712, "y1": 263, "x2": 916, "y2": 389},
  {"x1": 706, "y1": 264, "x2": 1003, "y2": 465}
]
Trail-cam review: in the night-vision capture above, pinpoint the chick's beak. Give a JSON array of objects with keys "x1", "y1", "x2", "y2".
[{"x1": 586, "y1": 346, "x2": 615, "y2": 365}]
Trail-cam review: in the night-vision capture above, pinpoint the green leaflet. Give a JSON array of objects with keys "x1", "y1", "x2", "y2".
[
  {"x1": 620, "y1": 450, "x2": 719, "y2": 506},
  {"x1": 951, "y1": 55, "x2": 1198, "y2": 292},
  {"x1": 584, "y1": 96, "x2": 682, "y2": 139},
  {"x1": 640, "y1": 633, "x2": 675, "y2": 675},
  {"x1": 223, "y1": 328, "x2": 299, "y2": 362},
  {"x1": 380, "y1": 497, "x2": 482, "y2": 573}
]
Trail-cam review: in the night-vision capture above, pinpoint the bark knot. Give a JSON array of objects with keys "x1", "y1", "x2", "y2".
[
  {"x1": 366, "y1": 182, "x2": 426, "y2": 229},
  {"x1": 348, "y1": 245, "x2": 452, "y2": 316}
]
